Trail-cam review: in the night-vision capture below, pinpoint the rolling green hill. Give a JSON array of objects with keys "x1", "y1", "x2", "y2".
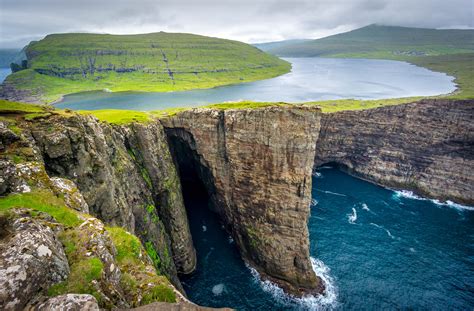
[
  {"x1": 256, "y1": 24, "x2": 474, "y2": 99},
  {"x1": 256, "y1": 24, "x2": 474, "y2": 58},
  {"x1": 1, "y1": 32, "x2": 290, "y2": 103}
]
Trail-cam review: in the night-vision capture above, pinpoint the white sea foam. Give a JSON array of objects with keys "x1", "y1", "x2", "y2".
[
  {"x1": 247, "y1": 257, "x2": 338, "y2": 310},
  {"x1": 212, "y1": 283, "x2": 225, "y2": 296},
  {"x1": 385, "y1": 229, "x2": 395, "y2": 239},
  {"x1": 361, "y1": 203, "x2": 370, "y2": 211},
  {"x1": 444, "y1": 200, "x2": 474, "y2": 211},
  {"x1": 347, "y1": 208, "x2": 357, "y2": 224},
  {"x1": 393, "y1": 190, "x2": 474, "y2": 211},
  {"x1": 316, "y1": 189, "x2": 347, "y2": 197},
  {"x1": 370, "y1": 223, "x2": 396, "y2": 239},
  {"x1": 312, "y1": 172, "x2": 323, "y2": 178}
]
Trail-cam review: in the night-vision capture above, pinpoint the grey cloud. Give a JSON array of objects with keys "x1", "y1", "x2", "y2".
[{"x1": 0, "y1": 0, "x2": 472, "y2": 48}]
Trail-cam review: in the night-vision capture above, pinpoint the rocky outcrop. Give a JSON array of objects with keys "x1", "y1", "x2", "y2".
[
  {"x1": 131, "y1": 301, "x2": 232, "y2": 311},
  {"x1": 0, "y1": 211, "x2": 70, "y2": 310},
  {"x1": 315, "y1": 99, "x2": 474, "y2": 205},
  {"x1": 123, "y1": 123, "x2": 196, "y2": 274},
  {"x1": 2, "y1": 98, "x2": 471, "y2": 308},
  {"x1": 32, "y1": 294, "x2": 100, "y2": 311},
  {"x1": 21, "y1": 115, "x2": 196, "y2": 288},
  {"x1": 162, "y1": 106, "x2": 324, "y2": 296}
]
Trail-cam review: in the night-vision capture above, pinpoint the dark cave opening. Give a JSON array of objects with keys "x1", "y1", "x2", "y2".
[{"x1": 165, "y1": 129, "x2": 277, "y2": 309}]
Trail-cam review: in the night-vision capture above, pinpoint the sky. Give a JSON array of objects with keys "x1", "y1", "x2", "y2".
[{"x1": 0, "y1": 0, "x2": 473, "y2": 48}]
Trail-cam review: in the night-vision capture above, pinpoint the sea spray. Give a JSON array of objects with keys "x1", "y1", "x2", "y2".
[
  {"x1": 392, "y1": 190, "x2": 474, "y2": 211},
  {"x1": 347, "y1": 208, "x2": 357, "y2": 224},
  {"x1": 246, "y1": 258, "x2": 338, "y2": 310}
]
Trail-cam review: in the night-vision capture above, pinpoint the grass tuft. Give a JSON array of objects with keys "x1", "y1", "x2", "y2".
[{"x1": 0, "y1": 191, "x2": 81, "y2": 227}]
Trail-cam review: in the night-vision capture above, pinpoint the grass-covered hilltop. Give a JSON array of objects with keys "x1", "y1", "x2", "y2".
[
  {"x1": 256, "y1": 24, "x2": 474, "y2": 99},
  {"x1": 0, "y1": 32, "x2": 290, "y2": 103},
  {"x1": 256, "y1": 24, "x2": 474, "y2": 58}
]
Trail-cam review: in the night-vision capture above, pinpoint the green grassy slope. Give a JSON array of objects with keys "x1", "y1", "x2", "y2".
[
  {"x1": 2, "y1": 32, "x2": 290, "y2": 103},
  {"x1": 257, "y1": 24, "x2": 474, "y2": 58},
  {"x1": 256, "y1": 25, "x2": 474, "y2": 99}
]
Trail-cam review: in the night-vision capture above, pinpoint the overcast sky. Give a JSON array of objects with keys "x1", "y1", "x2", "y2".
[{"x1": 0, "y1": 0, "x2": 473, "y2": 48}]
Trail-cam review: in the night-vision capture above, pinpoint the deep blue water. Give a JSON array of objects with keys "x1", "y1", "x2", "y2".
[
  {"x1": 56, "y1": 58, "x2": 455, "y2": 110},
  {"x1": 181, "y1": 167, "x2": 474, "y2": 310}
]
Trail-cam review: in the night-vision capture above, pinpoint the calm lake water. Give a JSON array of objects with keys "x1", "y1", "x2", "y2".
[
  {"x1": 181, "y1": 167, "x2": 474, "y2": 310},
  {"x1": 0, "y1": 68, "x2": 11, "y2": 83},
  {"x1": 56, "y1": 57, "x2": 455, "y2": 110}
]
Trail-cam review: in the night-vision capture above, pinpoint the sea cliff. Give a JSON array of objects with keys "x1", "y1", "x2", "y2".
[
  {"x1": 315, "y1": 99, "x2": 474, "y2": 205},
  {"x1": 0, "y1": 99, "x2": 472, "y2": 309}
]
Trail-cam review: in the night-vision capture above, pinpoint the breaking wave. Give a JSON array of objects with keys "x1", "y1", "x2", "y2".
[
  {"x1": 392, "y1": 190, "x2": 474, "y2": 211},
  {"x1": 347, "y1": 208, "x2": 357, "y2": 224},
  {"x1": 247, "y1": 257, "x2": 338, "y2": 310},
  {"x1": 361, "y1": 203, "x2": 370, "y2": 211}
]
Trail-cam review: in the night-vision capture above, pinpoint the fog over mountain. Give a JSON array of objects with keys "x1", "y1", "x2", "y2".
[{"x1": 0, "y1": 0, "x2": 473, "y2": 48}]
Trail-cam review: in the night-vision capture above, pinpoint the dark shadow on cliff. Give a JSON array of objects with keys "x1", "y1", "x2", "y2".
[
  {"x1": 165, "y1": 129, "x2": 217, "y2": 207},
  {"x1": 165, "y1": 128, "x2": 225, "y2": 268},
  {"x1": 314, "y1": 161, "x2": 351, "y2": 175}
]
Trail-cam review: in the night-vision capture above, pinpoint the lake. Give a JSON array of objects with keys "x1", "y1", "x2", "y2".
[
  {"x1": 56, "y1": 57, "x2": 456, "y2": 110},
  {"x1": 181, "y1": 167, "x2": 474, "y2": 310},
  {"x1": 0, "y1": 68, "x2": 11, "y2": 83}
]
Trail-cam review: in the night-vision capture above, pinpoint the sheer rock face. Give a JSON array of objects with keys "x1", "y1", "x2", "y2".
[
  {"x1": 162, "y1": 106, "x2": 324, "y2": 296},
  {"x1": 14, "y1": 115, "x2": 195, "y2": 289},
  {"x1": 315, "y1": 99, "x2": 474, "y2": 205},
  {"x1": 123, "y1": 123, "x2": 196, "y2": 275}
]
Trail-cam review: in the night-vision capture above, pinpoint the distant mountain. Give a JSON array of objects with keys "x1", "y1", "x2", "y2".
[
  {"x1": 254, "y1": 39, "x2": 311, "y2": 52},
  {"x1": 0, "y1": 49, "x2": 22, "y2": 68},
  {"x1": 255, "y1": 24, "x2": 474, "y2": 58}
]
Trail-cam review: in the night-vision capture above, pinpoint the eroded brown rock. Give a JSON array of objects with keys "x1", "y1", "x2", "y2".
[
  {"x1": 315, "y1": 99, "x2": 474, "y2": 205},
  {"x1": 24, "y1": 114, "x2": 194, "y2": 290},
  {"x1": 163, "y1": 106, "x2": 324, "y2": 296}
]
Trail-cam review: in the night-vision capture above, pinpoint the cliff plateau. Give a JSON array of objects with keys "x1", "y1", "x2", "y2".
[{"x1": 1, "y1": 98, "x2": 473, "y2": 310}]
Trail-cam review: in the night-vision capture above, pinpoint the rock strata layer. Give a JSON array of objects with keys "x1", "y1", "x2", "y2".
[
  {"x1": 315, "y1": 99, "x2": 474, "y2": 205},
  {"x1": 163, "y1": 106, "x2": 324, "y2": 296},
  {"x1": 1, "y1": 99, "x2": 472, "y2": 308},
  {"x1": 26, "y1": 115, "x2": 197, "y2": 288}
]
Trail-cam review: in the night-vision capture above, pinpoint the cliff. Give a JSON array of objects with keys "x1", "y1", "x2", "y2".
[
  {"x1": 315, "y1": 99, "x2": 474, "y2": 205},
  {"x1": 0, "y1": 105, "x2": 324, "y2": 309},
  {"x1": 0, "y1": 112, "x2": 198, "y2": 309},
  {"x1": 162, "y1": 106, "x2": 324, "y2": 296},
  {"x1": 1, "y1": 99, "x2": 472, "y2": 309}
]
